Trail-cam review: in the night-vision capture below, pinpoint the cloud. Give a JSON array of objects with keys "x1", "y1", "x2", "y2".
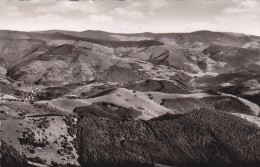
[
  {"x1": 110, "y1": 8, "x2": 145, "y2": 19},
  {"x1": 215, "y1": 0, "x2": 259, "y2": 22},
  {"x1": 0, "y1": 2, "x2": 23, "y2": 17},
  {"x1": 0, "y1": 0, "x2": 259, "y2": 36},
  {"x1": 128, "y1": 0, "x2": 168, "y2": 10},
  {"x1": 35, "y1": 1, "x2": 99, "y2": 14},
  {"x1": 109, "y1": 0, "x2": 167, "y2": 20},
  {"x1": 221, "y1": 0, "x2": 259, "y2": 15},
  {"x1": 148, "y1": 0, "x2": 168, "y2": 10},
  {"x1": 127, "y1": 0, "x2": 168, "y2": 14},
  {"x1": 88, "y1": 14, "x2": 113, "y2": 23},
  {"x1": 240, "y1": 0, "x2": 259, "y2": 8},
  {"x1": 213, "y1": 0, "x2": 260, "y2": 35},
  {"x1": 36, "y1": 14, "x2": 64, "y2": 21}
]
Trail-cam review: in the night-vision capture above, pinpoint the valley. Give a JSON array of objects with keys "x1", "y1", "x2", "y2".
[{"x1": 1, "y1": 30, "x2": 260, "y2": 167}]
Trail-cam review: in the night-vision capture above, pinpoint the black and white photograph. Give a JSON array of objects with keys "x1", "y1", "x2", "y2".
[{"x1": 0, "y1": 0, "x2": 260, "y2": 166}]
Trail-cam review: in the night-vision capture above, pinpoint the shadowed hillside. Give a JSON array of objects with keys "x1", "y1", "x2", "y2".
[{"x1": 76, "y1": 109, "x2": 260, "y2": 167}]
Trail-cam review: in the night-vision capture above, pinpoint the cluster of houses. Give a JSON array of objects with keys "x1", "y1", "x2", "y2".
[
  {"x1": 0, "y1": 86, "x2": 43, "y2": 103},
  {"x1": 22, "y1": 86, "x2": 43, "y2": 103}
]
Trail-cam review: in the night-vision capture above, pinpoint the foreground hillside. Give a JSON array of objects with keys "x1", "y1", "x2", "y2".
[
  {"x1": 77, "y1": 109, "x2": 260, "y2": 167},
  {"x1": 0, "y1": 30, "x2": 260, "y2": 167}
]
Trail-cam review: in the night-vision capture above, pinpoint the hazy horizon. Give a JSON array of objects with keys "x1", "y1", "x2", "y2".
[
  {"x1": 0, "y1": 0, "x2": 259, "y2": 36},
  {"x1": 1, "y1": 29, "x2": 259, "y2": 37}
]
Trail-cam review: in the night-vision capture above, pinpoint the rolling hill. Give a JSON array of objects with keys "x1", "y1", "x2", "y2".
[{"x1": 1, "y1": 30, "x2": 260, "y2": 167}]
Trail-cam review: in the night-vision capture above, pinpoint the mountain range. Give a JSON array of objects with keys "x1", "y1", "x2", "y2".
[{"x1": 0, "y1": 30, "x2": 260, "y2": 167}]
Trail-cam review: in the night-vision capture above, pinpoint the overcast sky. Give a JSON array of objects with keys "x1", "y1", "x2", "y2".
[{"x1": 0, "y1": 0, "x2": 259, "y2": 35}]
